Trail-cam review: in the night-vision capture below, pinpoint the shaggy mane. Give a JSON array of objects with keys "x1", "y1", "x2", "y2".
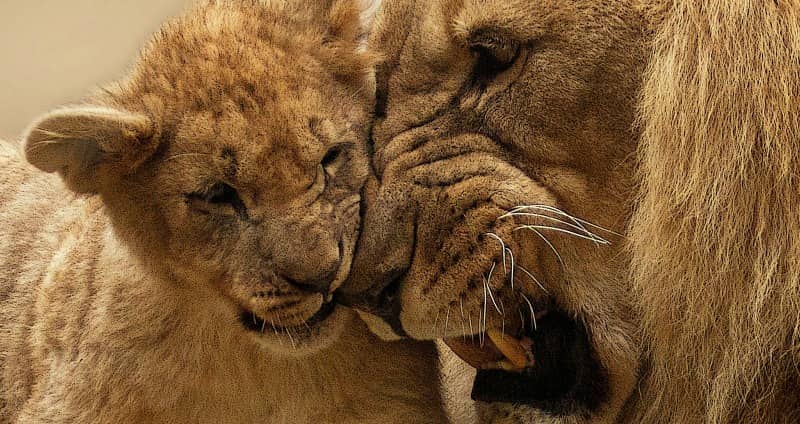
[{"x1": 631, "y1": 1, "x2": 800, "y2": 422}]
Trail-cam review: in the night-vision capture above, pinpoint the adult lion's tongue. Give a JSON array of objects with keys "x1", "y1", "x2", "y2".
[{"x1": 444, "y1": 329, "x2": 533, "y2": 371}]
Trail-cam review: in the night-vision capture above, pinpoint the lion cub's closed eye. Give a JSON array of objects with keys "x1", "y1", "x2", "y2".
[{"x1": 0, "y1": 1, "x2": 448, "y2": 423}]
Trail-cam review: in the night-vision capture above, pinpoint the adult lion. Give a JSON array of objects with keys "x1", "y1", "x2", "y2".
[{"x1": 342, "y1": 1, "x2": 800, "y2": 422}]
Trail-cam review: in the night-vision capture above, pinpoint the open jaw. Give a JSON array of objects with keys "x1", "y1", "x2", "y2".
[{"x1": 444, "y1": 307, "x2": 608, "y2": 414}]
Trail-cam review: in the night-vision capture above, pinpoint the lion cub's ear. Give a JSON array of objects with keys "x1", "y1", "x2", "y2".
[
  {"x1": 308, "y1": 0, "x2": 371, "y2": 44},
  {"x1": 23, "y1": 106, "x2": 158, "y2": 194}
]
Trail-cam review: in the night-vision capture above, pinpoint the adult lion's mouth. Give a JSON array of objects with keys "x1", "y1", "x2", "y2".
[{"x1": 445, "y1": 309, "x2": 608, "y2": 414}]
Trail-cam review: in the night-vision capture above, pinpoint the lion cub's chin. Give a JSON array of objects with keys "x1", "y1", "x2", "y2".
[{"x1": 241, "y1": 304, "x2": 352, "y2": 356}]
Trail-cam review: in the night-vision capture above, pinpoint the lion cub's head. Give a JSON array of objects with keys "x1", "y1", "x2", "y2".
[{"x1": 22, "y1": 0, "x2": 375, "y2": 355}]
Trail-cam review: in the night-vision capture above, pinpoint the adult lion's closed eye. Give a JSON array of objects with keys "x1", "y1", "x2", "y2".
[{"x1": 343, "y1": 0, "x2": 800, "y2": 423}]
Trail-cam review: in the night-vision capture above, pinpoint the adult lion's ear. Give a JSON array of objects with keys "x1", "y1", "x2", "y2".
[{"x1": 23, "y1": 106, "x2": 158, "y2": 194}]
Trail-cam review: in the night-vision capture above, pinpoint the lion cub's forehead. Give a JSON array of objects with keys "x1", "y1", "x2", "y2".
[
  {"x1": 104, "y1": 1, "x2": 369, "y2": 203},
  {"x1": 176, "y1": 103, "x2": 327, "y2": 202},
  {"x1": 101, "y1": 0, "x2": 372, "y2": 138},
  {"x1": 116, "y1": 2, "x2": 338, "y2": 116}
]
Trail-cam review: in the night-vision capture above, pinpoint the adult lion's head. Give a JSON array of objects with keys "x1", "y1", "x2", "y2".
[{"x1": 342, "y1": 0, "x2": 800, "y2": 422}]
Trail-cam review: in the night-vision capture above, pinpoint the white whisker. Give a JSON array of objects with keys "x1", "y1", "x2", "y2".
[
  {"x1": 499, "y1": 298, "x2": 506, "y2": 334},
  {"x1": 286, "y1": 327, "x2": 296, "y2": 349},
  {"x1": 270, "y1": 319, "x2": 284, "y2": 347},
  {"x1": 485, "y1": 233, "x2": 508, "y2": 275},
  {"x1": 506, "y1": 247, "x2": 516, "y2": 290},
  {"x1": 486, "y1": 264, "x2": 502, "y2": 315},
  {"x1": 501, "y1": 212, "x2": 608, "y2": 245},
  {"x1": 468, "y1": 313, "x2": 475, "y2": 343},
  {"x1": 515, "y1": 226, "x2": 565, "y2": 269},
  {"x1": 516, "y1": 225, "x2": 610, "y2": 245},
  {"x1": 520, "y1": 293, "x2": 537, "y2": 331},
  {"x1": 164, "y1": 153, "x2": 214, "y2": 163},
  {"x1": 444, "y1": 306, "x2": 451, "y2": 336},
  {"x1": 459, "y1": 298, "x2": 467, "y2": 340},
  {"x1": 517, "y1": 264, "x2": 549, "y2": 294},
  {"x1": 481, "y1": 280, "x2": 488, "y2": 346},
  {"x1": 510, "y1": 204, "x2": 623, "y2": 237}
]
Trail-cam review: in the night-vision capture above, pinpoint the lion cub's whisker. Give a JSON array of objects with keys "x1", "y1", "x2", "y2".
[
  {"x1": 444, "y1": 306, "x2": 451, "y2": 337},
  {"x1": 459, "y1": 298, "x2": 467, "y2": 340},
  {"x1": 163, "y1": 153, "x2": 215, "y2": 163},
  {"x1": 286, "y1": 328, "x2": 296, "y2": 350}
]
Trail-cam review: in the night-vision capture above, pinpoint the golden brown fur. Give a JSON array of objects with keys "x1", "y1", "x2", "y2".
[
  {"x1": 0, "y1": 1, "x2": 446, "y2": 422},
  {"x1": 343, "y1": 0, "x2": 800, "y2": 422},
  {"x1": 630, "y1": 2, "x2": 800, "y2": 422}
]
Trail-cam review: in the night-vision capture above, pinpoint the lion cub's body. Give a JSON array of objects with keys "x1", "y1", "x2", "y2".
[
  {"x1": 0, "y1": 0, "x2": 445, "y2": 422},
  {"x1": 0, "y1": 146, "x2": 442, "y2": 423}
]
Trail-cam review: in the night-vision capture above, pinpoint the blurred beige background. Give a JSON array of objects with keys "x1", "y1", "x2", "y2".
[{"x1": 0, "y1": 0, "x2": 195, "y2": 141}]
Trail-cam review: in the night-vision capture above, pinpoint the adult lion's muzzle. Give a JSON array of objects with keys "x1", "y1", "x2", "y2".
[
  {"x1": 339, "y1": 132, "x2": 559, "y2": 341},
  {"x1": 338, "y1": 175, "x2": 415, "y2": 337}
]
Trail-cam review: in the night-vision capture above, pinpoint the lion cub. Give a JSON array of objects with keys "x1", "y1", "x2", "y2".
[{"x1": 0, "y1": 0, "x2": 445, "y2": 422}]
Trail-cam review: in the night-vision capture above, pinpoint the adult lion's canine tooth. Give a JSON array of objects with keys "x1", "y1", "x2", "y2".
[{"x1": 486, "y1": 329, "x2": 529, "y2": 369}]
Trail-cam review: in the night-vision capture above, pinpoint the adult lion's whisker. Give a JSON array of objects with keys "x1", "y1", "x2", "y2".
[
  {"x1": 505, "y1": 247, "x2": 516, "y2": 290},
  {"x1": 517, "y1": 264, "x2": 548, "y2": 294},
  {"x1": 516, "y1": 225, "x2": 611, "y2": 245},
  {"x1": 481, "y1": 279, "x2": 488, "y2": 346},
  {"x1": 486, "y1": 263, "x2": 503, "y2": 315},
  {"x1": 499, "y1": 297, "x2": 506, "y2": 335},
  {"x1": 501, "y1": 212, "x2": 608, "y2": 245},
  {"x1": 520, "y1": 293, "x2": 537, "y2": 331},
  {"x1": 485, "y1": 233, "x2": 508, "y2": 275},
  {"x1": 516, "y1": 226, "x2": 565, "y2": 269},
  {"x1": 511, "y1": 204, "x2": 624, "y2": 237},
  {"x1": 468, "y1": 313, "x2": 475, "y2": 343},
  {"x1": 508, "y1": 205, "x2": 597, "y2": 240}
]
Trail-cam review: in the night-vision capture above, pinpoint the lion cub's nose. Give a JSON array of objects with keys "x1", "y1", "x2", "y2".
[{"x1": 276, "y1": 243, "x2": 342, "y2": 295}]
